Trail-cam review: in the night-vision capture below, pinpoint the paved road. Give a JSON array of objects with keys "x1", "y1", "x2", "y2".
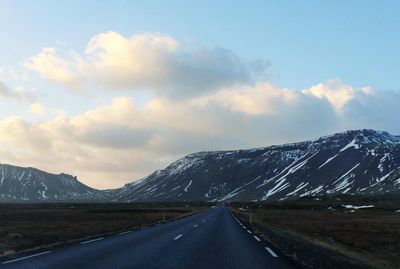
[{"x1": 0, "y1": 206, "x2": 296, "y2": 269}]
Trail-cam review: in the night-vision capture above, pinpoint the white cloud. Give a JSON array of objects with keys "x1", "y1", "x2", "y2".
[
  {"x1": 29, "y1": 103, "x2": 45, "y2": 115},
  {"x1": 0, "y1": 80, "x2": 399, "y2": 189},
  {"x1": 195, "y1": 82, "x2": 299, "y2": 115},
  {"x1": 303, "y1": 79, "x2": 374, "y2": 113},
  {"x1": 25, "y1": 32, "x2": 266, "y2": 97},
  {"x1": 25, "y1": 48, "x2": 84, "y2": 90},
  {"x1": 0, "y1": 80, "x2": 36, "y2": 102}
]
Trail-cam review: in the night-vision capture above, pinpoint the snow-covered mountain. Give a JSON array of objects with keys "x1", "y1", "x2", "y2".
[
  {"x1": 0, "y1": 164, "x2": 96, "y2": 201},
  {"x1": 1, "y1": 129, "x2": 399, "y2": 203},
  {"x1": 114, "y1": 129, "x2": 400, "y2": 202}
]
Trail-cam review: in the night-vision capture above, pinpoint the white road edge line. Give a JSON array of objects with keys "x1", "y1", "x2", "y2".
[
  {"x1": 174, "y1": 234, "x2": 183, "y2": 240},
  {"x1": 231, "y1": 214, "x2": 242, "y2": 225},
  {"x1": 265, "y1": 247, "x2": 279, "y2": 258},
  {"x1": 2, "y1": 251, "x2": 52, "y2": 264},
  {"x1": 118, "y1": 231, "x2": 132, "y2": 235},
  {"x1": 247, "y1": 230, "x2": 252, "y2": 233},
  {"x1": 254, "y1": 235, "x2": 261, "y2": 241},
  {"x1": 81, "y1": 237, "x2": 104, "y2": 245}
]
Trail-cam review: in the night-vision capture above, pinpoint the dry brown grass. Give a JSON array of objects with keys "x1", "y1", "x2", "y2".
[
  {"x1": 0, "y1": 203, "x2": 203, "y2": 256},
  {"x1": 231, "y1": 207, "x2": 400, "y2": 269}
]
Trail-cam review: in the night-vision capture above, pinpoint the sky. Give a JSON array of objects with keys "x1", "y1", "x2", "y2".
[{"x1": 0, "y1": 0, "x2": 399, "y2": 189}]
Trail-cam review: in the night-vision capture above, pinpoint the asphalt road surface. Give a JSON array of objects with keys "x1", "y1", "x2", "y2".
[{"x1": 0, "y1": 206, "x2": 296, "y2": 269}]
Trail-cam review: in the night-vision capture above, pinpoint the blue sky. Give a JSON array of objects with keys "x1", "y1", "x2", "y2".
[
  {"x1": 2, "y1": 0, "x2": 400, "y2": 90},
  {"x1": 0, "y1": 1, "x2": 399, "y2": 188}
]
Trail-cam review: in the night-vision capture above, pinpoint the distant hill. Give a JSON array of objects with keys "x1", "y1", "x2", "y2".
[
  {"x1": 114, "y1": 129, "x2": 400, "y2": 202},
  {"x1": 0, "y1": 164, "x2": 96, "y2": 201}
]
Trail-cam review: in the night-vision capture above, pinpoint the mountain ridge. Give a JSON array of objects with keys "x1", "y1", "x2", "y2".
[
  {"x1": 113, "y1": 129, "x2": 400, "y2": 202},
  {"x1": 0, "y1": 163, "x2": 96, "y2": 201},
  {"x1": 1, "y1": 129, "x2": 399, "y2": 202}
]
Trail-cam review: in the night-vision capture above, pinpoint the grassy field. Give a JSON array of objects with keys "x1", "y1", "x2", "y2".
[
  {"x1": 0, "y1": 202, "x2": 208, "y2": 256},
  {"x1": 230, "y1": 196, "x2": 400, "y2": 269}
]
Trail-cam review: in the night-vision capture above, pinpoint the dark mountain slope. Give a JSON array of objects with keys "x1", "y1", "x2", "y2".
[
  {"x1": 114, "y1": 129, "x2": 400, "y2": 202},
  {"x1": 0, "y1": 164, "x2": 96, "y2": 201}
]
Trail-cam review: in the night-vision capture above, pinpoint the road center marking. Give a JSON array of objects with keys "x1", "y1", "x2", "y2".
[
  {"x1": 265, "y1": 247, "x2": 279, "y2": 257},
  {"x1": 174, "y1": 234, "x2": 183, "y2": 240},
  {"x1": 81, "y1": 237, "x2": 104, "y2": 244},
  {"x1": 2, "y1": 251, "x2": 52, "y2": 264},
  {"x1": 193, "y1": 224, "x2": 198, "y2": 228},
  {"x1": 254, "y1": 235, "x2": 261, "y2": 241},
  {"x1": 118, "y1": 231, "x2": 132, "y2": 235}
]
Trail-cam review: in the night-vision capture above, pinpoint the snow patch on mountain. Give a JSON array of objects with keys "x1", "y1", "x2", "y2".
[{"x1": 184, "y1": 180, "x2": 192, "y2": 192}]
